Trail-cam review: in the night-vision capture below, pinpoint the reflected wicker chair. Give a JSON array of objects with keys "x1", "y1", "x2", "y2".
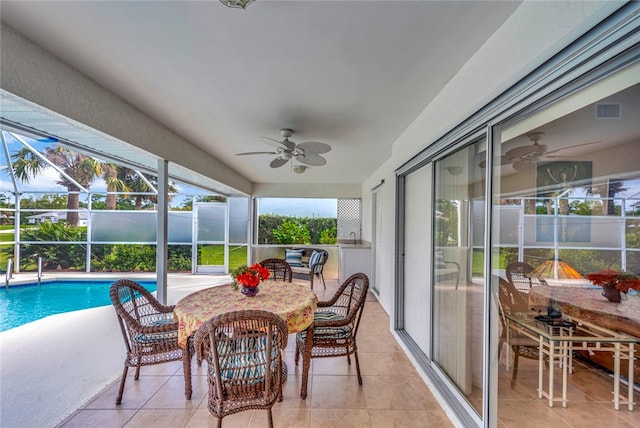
[
  {"x1": 497, "y1": 277, "x2": 539, "y2": 387},
  {"x1": 109, "y1": 279, "x2": 192, "y2": 404},
  {"x1": 295, "y1": 272, "x2": 369, "y2": 399},
  {"x1": 259, "y1": 258, "x2": 293, "y2": 282},
  {"x1": 505, "y1": 261, "x2": 540, "y2": 292},
  {"x1": 194, "y1": 310, "x2": 288, "y2": 428}
]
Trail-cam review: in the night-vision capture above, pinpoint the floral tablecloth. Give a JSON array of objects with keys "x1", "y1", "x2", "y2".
[{"x1": 174, "y1": 280, "x2": 318, "y2": 349}]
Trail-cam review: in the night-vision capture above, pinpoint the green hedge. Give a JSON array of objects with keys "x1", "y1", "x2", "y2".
[{"x1": 258, "y1": 214, "x2": 336, "y2": 244}]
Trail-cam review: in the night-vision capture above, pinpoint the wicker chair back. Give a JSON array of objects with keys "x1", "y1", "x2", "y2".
[
  {"x1": 259, "y1": 258, "x2": 293, "y2": 282},
  {"x1": 295, "y1": 272, "x2": 369, "y2": 399},
  {"x1": 193, "y1": 310, "x2": 288, "y2": 428},
  {"x1": 109, "y1": 279, "x2": 191, "y2": 404}
]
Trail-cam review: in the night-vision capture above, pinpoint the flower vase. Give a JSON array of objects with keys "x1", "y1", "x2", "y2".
[
  {"x1": 601, "y1": 283, "x2": 621, "y2": 303},
  {"x1": 240, "y1": 285, "x2": 259, "y2": 297}
]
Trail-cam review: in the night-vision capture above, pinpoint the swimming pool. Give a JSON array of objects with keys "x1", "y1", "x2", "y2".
[{"x1": 0, "y1": 280, "x2": 157, "y2": 332}]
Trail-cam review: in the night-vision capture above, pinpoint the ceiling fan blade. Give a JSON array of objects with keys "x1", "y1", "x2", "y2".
[
  {"x1": 479, "y1": 156, "x2": 510, "y2": 168},
  {"x1": 543, "y1": 140, "x2": 602, "y2": 156},
  {"x1": 261, "y1": 136, "x2": 296, "y2": 151},
  {"x1": 236, "y1": 151, "x2": 278, "y2": 156},
  {"x1": 512, "y1": 159, "x2": 533, "y2": 171},
  {"x1": 269, "y1": 157, "x2": 289, "y2": 168},
  {"x1": 296, "y1": 141, "x2": 332, "y2": 154},
  {"x1": 260, "y1": 136, "x2": 288, "y2": 149},
  {"x1": 297, "y1": 153, "x2": 327, "y2": 166},
  {"x1": 505, "y1": 143, "x2": 547, "y2": 161}
]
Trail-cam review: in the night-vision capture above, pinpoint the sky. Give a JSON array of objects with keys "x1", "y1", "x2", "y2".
[{"x1": 258, "y1": 198, "x2": 337, "y2": 218}]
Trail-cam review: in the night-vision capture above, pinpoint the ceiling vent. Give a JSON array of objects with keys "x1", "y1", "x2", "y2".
[{"x1": 595, "y1": 103, "x2": 621, "y2": 119}]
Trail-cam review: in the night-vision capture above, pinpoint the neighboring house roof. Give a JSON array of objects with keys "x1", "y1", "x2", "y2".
[{"x1": 26, "y1": 211, "x2": 88, "y2": 221}]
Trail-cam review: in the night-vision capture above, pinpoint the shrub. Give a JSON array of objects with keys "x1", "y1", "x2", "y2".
[
  {"x1": 8, "y1": 221, "x2": 87, "y2": 270},
  {"x1": 97, "y1": 244, "x2": 193, "y2": 272},
  {"x1": 272, "y1": 219, "x2": 311, "y2": 244},
  {"x1": 258, "y1": 214, "x2": 336, "y2": 245}
]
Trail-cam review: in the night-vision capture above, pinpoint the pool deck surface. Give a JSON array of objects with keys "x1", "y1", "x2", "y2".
[{"x1": 0, "y1": 273, "x2": 231, "y2": 428}]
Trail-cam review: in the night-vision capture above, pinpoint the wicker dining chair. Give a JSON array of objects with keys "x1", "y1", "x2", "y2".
[
  {"x1": 295, "y1": 272, "x2": 369, "y2": 399},
  {"x1": 259, "y1": 258, "x2": 293, "y2": 282},
  {"x1": 109, "y1": 279, "x2": 192, "y2": 404},
  {"x1": 497, "y1": 277, "x2": 539, "y2": 387},
  {"x1": 193, "y1": 310, "x2": 288, "y2": 428}
]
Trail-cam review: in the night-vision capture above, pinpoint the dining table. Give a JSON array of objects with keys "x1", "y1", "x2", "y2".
[
  {"x1": 174, "y1": 280, "x2": 318, "y2": 349},
  {"x1": 528, "y1": 285, "x2": 640, "y2": 394}
]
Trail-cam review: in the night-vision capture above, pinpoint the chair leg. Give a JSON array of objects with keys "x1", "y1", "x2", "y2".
[
  {"x1": 300, "y1": 353, "x2": 311, "y2": 399},
  {"x1": 267, "y1": 408, "x2": 274, "y2": 428},
  {"x1": 354, "y1": 350, "x2": 363, "y2": 385},
  {"x1": 134, "y1": 364, "x2": 141, "y2": 380},
  {"x1": 115, "y1": 365, "x2": 129, "y2": 405},
  {"x1": 319, "y1": 273, "x2": 326, "y2": 289},
  {"x1": 300, "y1": 333, "x2": 313, "y2": 399},
  {"x1": 217, "y1": 417, "x2": 222, "y2": 428},
  {"x1": 183, "y1": 347, "x2": 192, "y2": 400},
  {"x1": 294, "y1": 340, "x2": 300, "y2": 365},
  {"x1": 511, "y1": 346, "x2": 520, "y2": 388}
]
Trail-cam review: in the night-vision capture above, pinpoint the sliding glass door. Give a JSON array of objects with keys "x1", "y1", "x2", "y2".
[{"x1": 432, "y1": 137, "x2": 487, "y2": 416}]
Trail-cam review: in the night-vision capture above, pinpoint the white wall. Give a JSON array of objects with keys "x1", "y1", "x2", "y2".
[
  {"x1": 253, "y1": 182, "x2": 362, "y2": 198},
  {"x1": 361, "y1": 0, "x2": 619, "y2": 315}
]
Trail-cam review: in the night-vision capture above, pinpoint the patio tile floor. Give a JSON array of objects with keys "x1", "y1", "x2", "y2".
[
  {"x1": 56, "y1": 279, "x2": 455, "y2": 428},
  {"x1": 54, "y1": 277, "x2": 640, "y2": 427}
]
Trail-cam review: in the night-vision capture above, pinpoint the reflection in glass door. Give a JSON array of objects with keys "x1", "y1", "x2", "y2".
[
  {"x1": 432, "y1": 137, "x2": 486, "y2": 416},
  {"x1": 493, "y1": 76, "x2": 640, "y2": 423}
]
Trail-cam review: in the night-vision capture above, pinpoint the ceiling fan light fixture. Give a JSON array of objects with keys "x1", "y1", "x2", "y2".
[
  {"x1": 446, "y1": 166, "x2": 463, "y2": 176},
  {"x1": 292, "y1": 165, "x2": 307, "y2": 174},
  {"x1": 219, "y1": 0, "x2": 255, "y2": 9}
]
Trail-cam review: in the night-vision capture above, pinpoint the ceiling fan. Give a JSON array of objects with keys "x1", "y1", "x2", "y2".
[
  {"x1": 236, "y1": 128, "x2": 331, "y2": 170},
  {"x1": 480, "y1": 132, "x2": 601, "y2": 170}
]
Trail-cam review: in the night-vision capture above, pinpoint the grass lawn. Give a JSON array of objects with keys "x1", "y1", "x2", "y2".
[{"x1": 199, "y1": 245, "x2": 248, "y2": 270}]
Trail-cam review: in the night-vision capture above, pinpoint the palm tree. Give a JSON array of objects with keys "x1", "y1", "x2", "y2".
[
  {"x1": 10, "y1": 146, "x2": 103, "y2": 226},
  {"x1": 124, "y1": 170, "x2": 177, "y2": 210},
  {"x1": 101, "y1": 163, "x2": 131, "y2": 210},
  {"x1": 587, "y1": 180, "x2": 628, "y2": 215}
]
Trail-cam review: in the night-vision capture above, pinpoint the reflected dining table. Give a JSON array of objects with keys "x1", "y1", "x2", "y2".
[{"x1": 174, "y1": 280, "x2": 318, "y2": 349}]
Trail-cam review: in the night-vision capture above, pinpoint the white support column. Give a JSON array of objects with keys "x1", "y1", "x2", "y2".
[{"x1": 156, "y1": 159, "x2": 169, "y2": 304}]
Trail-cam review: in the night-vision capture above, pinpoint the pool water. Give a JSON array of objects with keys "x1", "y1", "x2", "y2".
[{"x1": 0, "y1": 280, "x2": 157, "y2": 332}]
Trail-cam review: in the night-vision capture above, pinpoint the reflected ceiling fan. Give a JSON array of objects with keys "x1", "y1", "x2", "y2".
[
  {"x1": 236, "y1": 128, "x2": 331, "y2": 170},
  {"x1": 481, "y1": 132, "x2": 601, "y2": 170}
]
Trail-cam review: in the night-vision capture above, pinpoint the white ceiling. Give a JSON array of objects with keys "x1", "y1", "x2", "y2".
[{"x1": 0, "y1": 1, "x2": 521, "y2": 188}]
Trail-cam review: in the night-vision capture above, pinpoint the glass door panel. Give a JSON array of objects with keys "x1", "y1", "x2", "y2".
[
  {"x1": 433, "y1": 137, "x2": 486, "y2": 416},
  {"x1": 195, "y1": 203, "x2": 227, "y2": 273},
  {"x1": 493, "y1": 78, "x2": 640, "y2": 421}
]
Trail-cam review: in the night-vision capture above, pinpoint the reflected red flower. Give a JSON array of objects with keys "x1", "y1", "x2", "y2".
[{"x1": 587, "y1": 268, "x2": 640, "y2": 293}]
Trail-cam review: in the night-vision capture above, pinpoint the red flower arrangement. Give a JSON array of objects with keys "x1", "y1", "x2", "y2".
[
  {"x1": 587, "y1": 268, "x2": 640, "y2": 293},
  {"x1": 231, "y1": 263, "x2": 270, "y2": 289}
]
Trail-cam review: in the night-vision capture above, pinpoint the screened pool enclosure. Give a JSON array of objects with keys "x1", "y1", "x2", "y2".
[{"x1": 0, "y1": 130, "x2": 250, "y2": 274}]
